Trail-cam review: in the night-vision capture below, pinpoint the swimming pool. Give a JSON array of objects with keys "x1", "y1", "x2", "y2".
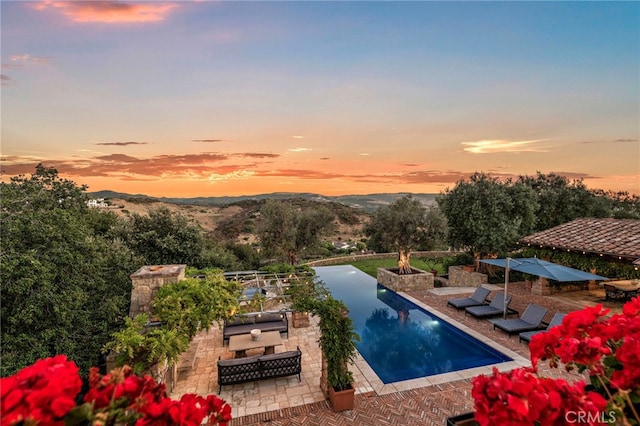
[{"x1": 313, "y1": 265, "x2": 512, "y2": 384}]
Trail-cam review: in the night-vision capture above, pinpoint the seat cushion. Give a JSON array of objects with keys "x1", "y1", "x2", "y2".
[
  {"x1": 218, "y1": 355, "x2": 261, "y2": 368},
  {"x1": 226, "y1": 316, "x2": 255, "y2": 327},
  {"x1": 258, "y1": 350, "x2": 300, "y2": 362},
  {"x1": 255, "y1": 313, "x2": 285, "y2": 323}
]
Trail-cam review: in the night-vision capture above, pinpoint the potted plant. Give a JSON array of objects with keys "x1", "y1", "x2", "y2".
[
  {"x1": 295, "y1": 284, "x2": 360, "y2": 412},
  {"x1": 286, "y1": 272, "x2": 328, "y2": 328}
]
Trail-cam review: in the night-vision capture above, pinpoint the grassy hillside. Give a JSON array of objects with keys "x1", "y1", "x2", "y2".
[{"x1": 99, "y1": 196, "x2": 371, "y2": 246}]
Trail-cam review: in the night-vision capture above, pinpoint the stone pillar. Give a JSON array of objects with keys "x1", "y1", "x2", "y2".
[
  {"x1": 531, "y1": 277, "x2": 551, "y2": 295},
  {"x1": 129, "y1": 264, "x2": 186, "y2": 318}
]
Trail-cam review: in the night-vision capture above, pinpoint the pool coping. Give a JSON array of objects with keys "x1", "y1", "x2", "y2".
[{"x1": 351, "y1": 291, "x2": 531, "y2": 396}]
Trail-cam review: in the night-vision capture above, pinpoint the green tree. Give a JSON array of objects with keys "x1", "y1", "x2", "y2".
[
  {"x1": 592, "y1": 189, "x2": 640, "y2": 219},
  {"x1": 114, "y1": 207, "x2": 208, "y2": 268},
  {"x1": 364, "y1": 195, "x2": 447, "y2": 274},
  {"x1": 0, "y1": 165, "x2": 140, "y2": 375},
  {"x1": 257, "y1": 200, "x2": 335, "y2": 265},
  {"x1": 517, "y1": 172, "x2": 611, "y2": 231},
  {"x1": 437, "y1": 173, "x2": 538, "y2": 260},
  {"x1": 104, "y1": 272, "x2": 240, "y2": 373}
]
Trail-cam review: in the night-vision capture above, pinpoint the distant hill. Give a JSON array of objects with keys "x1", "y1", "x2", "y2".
[{"x1": 88, "y1": 191, "x2": 438, "y2": 213}]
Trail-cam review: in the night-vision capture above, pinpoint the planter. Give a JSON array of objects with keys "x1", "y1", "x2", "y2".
[
  {"x1": 376, "y1": 267, "x2": 434, "y2": 292},
  {"x1": 292, "y1": 311, "x2": 310, "y2": 328},
  {"x1": 445, "y1": 412, "x2": 478, "y2": 426},
  {"x1": 328, "y1": 384, "x2": 355, "y2": 412}
]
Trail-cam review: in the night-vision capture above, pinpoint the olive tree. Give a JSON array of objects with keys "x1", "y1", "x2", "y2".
[
  {"x1": 364, "y1": 195, "x2": 447, "y2": 274},
  {"x1": 257, "y1": 200, "x2": 335, "y2": 265},
  {"x1": 437, "y1": 172, "x2": 537, "y2": 260},
  {"x1": 517, "y1": 172, "x2": 612, "y2": 230},
  {"x1": 113, "y1": 206, "x2": 208, "y2": 268}
]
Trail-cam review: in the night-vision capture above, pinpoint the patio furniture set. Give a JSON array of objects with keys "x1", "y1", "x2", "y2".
[
  {"x1": 217, "y1": 312, "x2": 302, "y2": 393},
  {"x1": 447, "y1": 287, "x2": 566, "y2": 343},
  {"x1": 603, "y1": 280, "x2": 640, "y2": 302}
]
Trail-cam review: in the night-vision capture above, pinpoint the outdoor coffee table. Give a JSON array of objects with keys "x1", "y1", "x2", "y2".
[{"x1": 228, "y1": 331, "x2": 283, "y2": 358}]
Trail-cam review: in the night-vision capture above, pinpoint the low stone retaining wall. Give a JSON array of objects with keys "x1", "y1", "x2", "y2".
[
  {"x1": 447, "y1": 265, "x2": 488, "y2": 287},
  {"x1": 305, "y1": 251, "x2": 461, "y2": 267}
]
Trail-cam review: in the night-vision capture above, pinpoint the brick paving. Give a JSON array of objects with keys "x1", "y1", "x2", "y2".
[{"x1": 171, "y1": 283, "x2": 620, "y2": 426}]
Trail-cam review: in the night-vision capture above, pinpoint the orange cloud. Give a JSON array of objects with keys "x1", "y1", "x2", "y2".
[
  {"x1": 33, "y1": 1, "x2": 179, "y2": 23},
  {"x1": 2, "y1": 154, "x2": 618, "y2": 195},
  {"x1": 96, "y1": 141, "x2": 148, "y2": 146},
  {"x1": 0, "y1": 152, "x2": 276, "y2": 181},
  {"x1": 234, "y1": 153, "x2": 280, "y2": 159}
]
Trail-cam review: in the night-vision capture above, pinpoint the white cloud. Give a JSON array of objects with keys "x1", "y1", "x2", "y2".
[
  {"x1": 8, "y1": 54, "x2": 50, "y2": 66},
  {"x1": 207, "y1": 170, "x2": 254, "y2": 182},
  {"x1": 288, "y1": 147, "x2": 311, "y2": 152},
  {"x1": 462, "y1": 139, "x2": 549, "y2": 154}
]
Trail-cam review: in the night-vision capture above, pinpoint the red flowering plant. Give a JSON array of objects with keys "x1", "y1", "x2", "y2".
[
  {"x1": 472, "y1": 297, "x2": 640, "y2": 426},
  {"x1": 1, "y1": 355, "x2": 232, "y2": 426}
]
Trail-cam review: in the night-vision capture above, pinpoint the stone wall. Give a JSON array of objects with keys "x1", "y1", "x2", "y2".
[
  {"x1": 447, "y1": 265, "x2": 488, "y2": 287},
  {"x1": 129, "y1": 264, "x2": 186, "y2": 318},
  {"x1": 531, "y1": 277, "x2": 591, "y2": 296},
  {"x1": 377, "y1": 267, "x2": 434, "y2": 292}
]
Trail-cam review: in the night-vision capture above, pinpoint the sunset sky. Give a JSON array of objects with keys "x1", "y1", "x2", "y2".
[{"x1": 2, "y1": 1, "x2": 639, "y2": 197}]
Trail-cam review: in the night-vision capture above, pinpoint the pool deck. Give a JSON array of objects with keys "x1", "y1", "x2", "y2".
[{"x1": 170, "y1": 283, "x2": 620, "y2": 425}]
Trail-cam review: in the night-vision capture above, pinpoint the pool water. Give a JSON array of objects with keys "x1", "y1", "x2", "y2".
[{"x1": 313, "y1": 265, "x2": 512, "y2": 384}]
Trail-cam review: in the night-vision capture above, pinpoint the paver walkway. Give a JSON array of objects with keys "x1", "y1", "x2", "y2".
[{"x1": 171, "y1": 283, "x2": 618, "y2": 425}]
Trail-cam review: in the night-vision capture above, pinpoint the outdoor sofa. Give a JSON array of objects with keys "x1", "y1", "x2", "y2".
[
  {"x1": 217, "y1": 346, "x2": 302, "y2": 392},
  {"x1": 519, "y1": 312, "x2": 566, "y2": 344},
  {"x1": 465, "y1": 292, "x2": 514, "y2": 320},
  {"x1": 446, "y1": 287, "x2": 491, "y2": 310},
  {"x1": 222, "y1": 312, "x2": 289, "y2": 344},
  {"x1": 491, "y1": 303, "x2": 548, "y2": 336}
]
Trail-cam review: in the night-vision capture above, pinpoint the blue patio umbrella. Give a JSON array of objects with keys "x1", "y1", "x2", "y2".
[{"x1": 479, "y1": 257, "x2": 608, "y2": 318}]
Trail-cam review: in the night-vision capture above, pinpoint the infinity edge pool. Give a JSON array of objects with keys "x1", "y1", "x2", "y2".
[{"x1": 350, "y1": 291, "x2": 530, "y2": 396}]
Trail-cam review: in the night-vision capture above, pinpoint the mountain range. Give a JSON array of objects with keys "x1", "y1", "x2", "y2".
[{"x1": 88, "y1": 191, "x2": 438, "y2": 213}]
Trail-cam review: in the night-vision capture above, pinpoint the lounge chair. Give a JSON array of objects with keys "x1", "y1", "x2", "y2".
[
  {"x1": 465, "y1": 292, "x2": 513, "y2": 320},
  {"x1": 447, "y1": 287, "x2": 491, "y2": 310},
  {"x1": 491, "y1": 303, "x2": 548, "y2": 336},
  {"x1": 519, "y1": 312, "x2": 566, "y2": 344}
]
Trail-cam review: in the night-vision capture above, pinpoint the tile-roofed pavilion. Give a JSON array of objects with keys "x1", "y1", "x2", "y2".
[{"x1": 519, "y1": 218, "x2": 640, "y2": 261}]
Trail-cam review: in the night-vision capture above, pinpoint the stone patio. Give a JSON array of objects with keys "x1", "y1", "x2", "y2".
[{"x1": 170, "y1": 283, "x2": 621, "y2": 425}]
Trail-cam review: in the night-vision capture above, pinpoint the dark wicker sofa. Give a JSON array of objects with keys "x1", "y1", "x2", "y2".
[
  {"x1": 222, "y1": 312, "x2": 289, "y2": 344},
  {"x1": 217, "y1": 346, "x2": 302, "y2": 392}
]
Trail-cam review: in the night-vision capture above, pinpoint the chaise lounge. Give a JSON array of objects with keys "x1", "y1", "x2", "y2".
[
  {"x1": 447, "y1": 287, "x2": 491, "y2": 310},
  {"x1": 465, "y1": 292, "x2": 513, "y2": 320},
  {"x1": 519, "y1": 312, "x2": 566, "y2": 344},
  {"x1": 491, "y1": 303, "x2": 548, "y2": 336}
]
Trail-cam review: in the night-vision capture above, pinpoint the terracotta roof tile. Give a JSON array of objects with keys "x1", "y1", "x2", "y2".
[{"x1": 520, "y1": 218, "x2": 640, "y2": 260}]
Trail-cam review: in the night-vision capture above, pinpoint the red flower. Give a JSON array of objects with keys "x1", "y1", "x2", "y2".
[
  {"x1": 0, "y1": 355, "x2": 82, "y2": 426},
  {"x1": 477, "y1": 298, "x2": 640, "y2": 425},
  {"x1": 1, "y1": 357, "x2": 232, "y2": 426}
]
